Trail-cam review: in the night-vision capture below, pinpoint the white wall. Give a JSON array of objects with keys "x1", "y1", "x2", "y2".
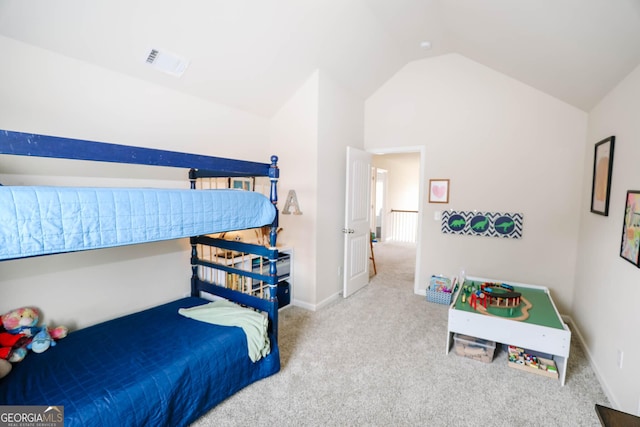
[
  {"x1": 574, "y1": 63, "x2": 640, "y2": 414},
  {"x1": 365, "y1": 53, "x2": 587, "y2": 314},
  {"x1": 373, "y1": 153, "x2": 420, "y2": 212},
  {"x1": 270, "y1": 69, "x2": 364, "y2": 309},
  {"x1": 0, "y1": 36, "x2": 271, "y2": 328},
  {"x1": 0, "y1": 34, "x2": 364, "y2": 321},
  {"x1": 316, "y1": 71, "x2": 364, "y2": 305},
  {"x1": 269, "y1": 71, "x2": 319, "y2": 309}
]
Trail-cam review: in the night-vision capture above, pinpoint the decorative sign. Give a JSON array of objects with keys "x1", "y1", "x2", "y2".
[
  {"x1": 441, "y1": 210, "x2": 523, "y2": 239},
  {"x1": 282, "y1": 190, "x2": 302, "y2": 215}
]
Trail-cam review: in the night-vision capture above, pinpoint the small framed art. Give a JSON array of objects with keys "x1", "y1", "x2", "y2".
[
  {"x1": 229, "y1": 177, "x2": 254, "y2": 191},
  {"x1": 429, "y1": 179, "x2": 449, "y2": 204},
  {"x1": 590, "y1": 136, "x2": 615, "y2": 216},
  {"x1": 620, "y1": 190, "x2": 640, "y2": 268}
]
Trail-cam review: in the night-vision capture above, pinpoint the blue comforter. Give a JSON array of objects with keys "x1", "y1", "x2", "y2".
[
  {"x1": 0, "y1": 297, "x2": 280, "y2": 426},
  {"x1": 0, "y1": 187, "x2": 276, "y2": 260}
]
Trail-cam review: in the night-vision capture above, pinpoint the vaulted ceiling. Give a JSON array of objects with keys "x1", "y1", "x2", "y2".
[{"x1": 1, "y1": 0, "x2": 639, "y2": 117}]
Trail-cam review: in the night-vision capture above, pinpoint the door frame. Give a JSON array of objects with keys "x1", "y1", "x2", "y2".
[{"x1": 368, "y1": 145, "x2": 425, "y2": 295}]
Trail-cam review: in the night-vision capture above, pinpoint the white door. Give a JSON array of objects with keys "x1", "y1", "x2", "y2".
[{"x1": 343, "y1": 146, "x2": 372, "y2": 298}]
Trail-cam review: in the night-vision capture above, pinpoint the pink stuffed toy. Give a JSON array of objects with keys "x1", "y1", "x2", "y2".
[{"x1": 0, "y1": 307, "x2": 68, "y2": 365}]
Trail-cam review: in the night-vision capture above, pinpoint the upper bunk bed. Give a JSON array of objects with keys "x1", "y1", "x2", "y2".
[
  {"x1": 0, "y1": 129, "x2": 283, "y2": 427},
  {"x1": 0, "y1": 129, "x2": 280, "y2": 260}
]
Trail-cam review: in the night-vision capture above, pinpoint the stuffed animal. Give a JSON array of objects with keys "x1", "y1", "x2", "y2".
[
  {"x1": 27, "y1": 329, "x2": 57, "y2": 354},
  {"x1": 2, "y1": 307, "x2": 41, "y2": 337},
  {"x1": 0, "y1": 331, "x2": 27, "y2": 362},
  {"x1": 0, "y1": 307, "x2": 68, "y2": 364}
]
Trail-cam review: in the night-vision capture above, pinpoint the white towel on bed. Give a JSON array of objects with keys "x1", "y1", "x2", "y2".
[{"x1": 178, "y1": 300, "x2": 270, "y2": 362}]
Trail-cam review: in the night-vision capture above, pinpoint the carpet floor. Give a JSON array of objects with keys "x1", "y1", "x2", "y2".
[{"x1": 193, "y1": 242, "x2": 609, "y2": 426}]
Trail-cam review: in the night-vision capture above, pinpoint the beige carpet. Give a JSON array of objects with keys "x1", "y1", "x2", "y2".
[{"x1": 193, "y1": 241, "x2": 609, "y2": 426}]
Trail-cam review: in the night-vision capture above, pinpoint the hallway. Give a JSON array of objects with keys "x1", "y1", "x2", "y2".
[{"x1": 370, "y1": 241, "x2": 417, "y2": 291}]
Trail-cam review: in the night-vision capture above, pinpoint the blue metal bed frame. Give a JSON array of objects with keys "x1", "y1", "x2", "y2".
[{"x1": 0, "y1": 129, "x2": 281, "y2": 335}]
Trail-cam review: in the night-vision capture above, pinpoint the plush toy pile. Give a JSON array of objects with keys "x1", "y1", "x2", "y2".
[{"x1": 0, "y1": 306, "x2": 68, "y2": 379}]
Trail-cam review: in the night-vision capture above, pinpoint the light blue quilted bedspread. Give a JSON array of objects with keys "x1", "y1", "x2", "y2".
[{"x1": 0, "y1": 186, "x2": 275, "y2": 260}]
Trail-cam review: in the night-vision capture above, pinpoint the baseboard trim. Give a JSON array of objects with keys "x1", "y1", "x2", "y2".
[
  {"x1": 316, "y1": 292, "x2": 341, "y2": 310},
  {"x1": 562, "y1": 314, "x2": 618, "y2": 409},
  {"x1": 291, "y1": 291, "x2": 341, "y2": 312},
  {"x1": 291, "y1": 299, "x2": 315, "y2": 311}
]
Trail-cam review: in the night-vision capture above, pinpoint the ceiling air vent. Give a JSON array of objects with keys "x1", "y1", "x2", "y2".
[{"x1": 143, "y1": 48, "x2": 189, "y2": 78}]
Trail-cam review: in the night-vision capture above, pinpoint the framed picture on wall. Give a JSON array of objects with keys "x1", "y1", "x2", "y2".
[
  {"x1": 620, "y1": 190, "x2": 640, "y2": 268},
  {"x1": 429, "y1": 179, "x2": 449, "y2": 203},
  {"x1": 590, "y1": 136, "x2": 615, "y2": 216}
]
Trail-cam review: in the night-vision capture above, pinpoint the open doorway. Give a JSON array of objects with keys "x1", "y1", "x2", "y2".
[{"x1": 369, "y1": 150, "x2": 422, "y2": 292}]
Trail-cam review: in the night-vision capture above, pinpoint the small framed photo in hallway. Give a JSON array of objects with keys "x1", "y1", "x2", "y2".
[{"x1": 429, "y1": 179, "x2": 449, "y2": 203}]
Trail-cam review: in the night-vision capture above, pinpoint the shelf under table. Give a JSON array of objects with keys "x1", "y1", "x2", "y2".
[{"x1": 446, "y1": 276, "x2": 571, "y2": 386}]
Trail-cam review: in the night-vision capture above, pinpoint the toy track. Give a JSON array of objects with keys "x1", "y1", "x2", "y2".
[{"x1": 474, "y1": 296, "x2": 532, "y2": 321}]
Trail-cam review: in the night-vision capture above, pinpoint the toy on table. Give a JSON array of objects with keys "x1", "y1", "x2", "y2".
[
  {"x1": 0, "y1": 306, "x2": 68, "y2": 378},
  {"x1": 462, "y1": 281, "x2": 532, "y2": 321}
]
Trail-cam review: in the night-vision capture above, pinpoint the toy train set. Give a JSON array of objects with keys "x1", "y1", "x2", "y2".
[
  {"x1": 461, "y1": 281, "x2": 532, "y2": 321},
  {"x1": 447, "y1": 275, "x2": 571, "y2": 385}
]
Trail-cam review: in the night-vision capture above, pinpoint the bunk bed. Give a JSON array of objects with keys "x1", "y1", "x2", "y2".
[{"x1": 0, "y1": 130, "x2": 282, "y2": 426}]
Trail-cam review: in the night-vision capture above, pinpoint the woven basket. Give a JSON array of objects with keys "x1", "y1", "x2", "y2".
[{"x1": 426, "y1": 286, "x2": 454, "y2": 305}]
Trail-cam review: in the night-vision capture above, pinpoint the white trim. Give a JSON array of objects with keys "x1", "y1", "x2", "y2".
[
  {"x1": 562, "y1": 315, "x2": 618, "y2": 409},
  {"x1": 292, "y1": 291, "x2": 341, "y2": 312}
]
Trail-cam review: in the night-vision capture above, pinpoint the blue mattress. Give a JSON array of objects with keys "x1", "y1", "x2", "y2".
[
  {"x1": 0, "y1": 186, "x2": 276, "y2": 260},
  {"x1": 0, "y1": 297, "x2": 281, "y2": 426}
]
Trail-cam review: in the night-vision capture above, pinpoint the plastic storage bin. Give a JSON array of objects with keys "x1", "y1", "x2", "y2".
[{"x1": 453, "y1": 334, "x2": 496, "y2": 363}]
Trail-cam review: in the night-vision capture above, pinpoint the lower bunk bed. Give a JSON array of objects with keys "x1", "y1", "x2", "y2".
[
  {"x1": 0, "y1": 130, "x2": 283, "y2": 426},
  {"x1": 0, "y1": 297, "x2": 280, "y2": 427}
]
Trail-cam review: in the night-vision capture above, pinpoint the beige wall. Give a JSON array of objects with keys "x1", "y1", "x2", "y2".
[
  {"x1": 0, "y1": 36, "x2": 271, "y2": 328},
  {"x1": 373, "y1": 153, "x2": 420, "y2": 212},
  {"x1": 316, "y1": 71, "x2": 364, "y2": 305},
  {"x1": 373, "y1": 153, "x2": 420, "y2": 241},
  {"x1": 575, "y1": 63, "x2": 640, "y2": 413},
  {"x1": 271, "y1": 70, "x2": 365, "y2": 309},
  {"x1": 0, "y1": 33, "x2": 365, "y2": 324},
  {"x1": 270, "y1": 71, "x2": 320, "y2": 309},
  {"x1": 365, "y1": 53, "x2": 587, "y2": 314}
]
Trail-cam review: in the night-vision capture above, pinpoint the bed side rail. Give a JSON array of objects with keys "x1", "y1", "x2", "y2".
[
  {"x1": 191, "y1": 236, "x2": 280, "y2": 337},
  {"x1": 0, "y1": 129, "x2": 272, "y2": 176},
  {"x1": 194, "y1": 277, "x2": 278, "y2": 337}
]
